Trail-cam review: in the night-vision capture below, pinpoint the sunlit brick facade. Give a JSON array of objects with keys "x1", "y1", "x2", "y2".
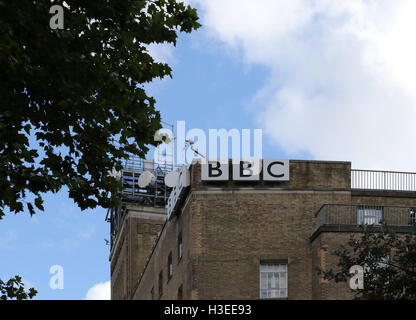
[{"x1": 109, "y1": 159, "x2": 416, "y2": 300}]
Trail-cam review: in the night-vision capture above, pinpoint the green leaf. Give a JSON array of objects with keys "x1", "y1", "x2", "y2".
[
  {"x1": 34, "y1": 197, "x2": 44, "y2": 211},
  {"x1": 0, "y1": 0, "x2": 200, "y2": 217}
]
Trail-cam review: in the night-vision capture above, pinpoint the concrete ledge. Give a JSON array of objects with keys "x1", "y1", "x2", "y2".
[
  {"x1": 310, "y1": 224, "x2": 416, "y2": 242},
  {"x1": 352, "y1": 189, "x2": 416, "y2": 198},
  {"x1": 290, "y1": 159, "x2": 351, "y2": 165}
]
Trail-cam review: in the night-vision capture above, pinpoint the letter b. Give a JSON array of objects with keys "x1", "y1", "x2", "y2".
[
  {"x1": 209, "y1": 162, "x2": 222, "y2": 177},
  {"x1": 201, "y1": 160, "x2": 228, "y2": 181}
]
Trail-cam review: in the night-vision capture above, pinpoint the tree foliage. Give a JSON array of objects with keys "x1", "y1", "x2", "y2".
[
  {"x1": 319, "y1": 225, "x2": 416, "y2": 300},
  {"x1": 0, "y1": 0, "x2": 200, "y2": 218},
  {"x1": 0, "y1": 276, "x2": 37, "y2": 300}
]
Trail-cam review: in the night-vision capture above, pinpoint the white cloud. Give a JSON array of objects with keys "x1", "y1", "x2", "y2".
[
  {"x1": 0, "y1": 229, "x2": 18, "y2": 250},
  {"x1": 145, "y1": 42, "x2": 177, "y2": 93},
  {"x1": 193, "y1": 0, "x2": 416, "y2": 171},
  {"x1": 22, "y1": 278, "x2": 36, "y2": 290},
  {"x1": 85, "y1": 281, "x2": 110, "y2": 300},
  {"x1": 147, "y1": 42, "x2": 176, "y2": 65},
  {"x1": 78, "y1": 225, "x2": 96, "y2": 239}
]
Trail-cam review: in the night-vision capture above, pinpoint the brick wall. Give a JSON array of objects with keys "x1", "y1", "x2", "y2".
[
  {"x1": 311, "y1": 192, "x2": 416, "y2": 299},
  {"x1": 110, "y1": 206, "x2": 165, "y2": 299},
  {"x1": 132, "y1": 199, "x2": 195, "y2": 299},
  {"x1": 311, "y1": 232, "x2": 356, "y2": 300},
  {"x1": 132, "y1": 160, "x2": 354, "y2": 299},
  {"x1": 117, "y1": 160, "x2": 416, "y2": 300}
]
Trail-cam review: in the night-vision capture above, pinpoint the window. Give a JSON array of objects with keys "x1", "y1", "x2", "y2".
[
  {"x1": 260, "y1": 263, "x2": 287, "y2": 299},
  {"x1": 158, "y1": 270, "x2": 163, "y2": 298},
  {"x1": 177, "y1": 285, "x2": 183, "y2": 300},
  {"x1": 178, "y1": 232, "x2": 183, "y2": 261},
  {"x1": 358, "y1": 207, "x2": 382, "y2": 225},
  {"x1": 410, "y1": 208, "x2": 416, "y2": 226},
  {"x1": 167, "y1": 252, "x2": 173, "y2": 281}
]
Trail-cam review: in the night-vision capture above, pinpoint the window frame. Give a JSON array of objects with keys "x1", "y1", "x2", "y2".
[
  {"x1": 410, "y1": 208, "x2": 416, "y2": 226},
  {"x1": 177, "y1": 232, "x2": 183, "y2": 263},
  {"x1": 259, "y1": 261, "x2": 288, "y2": 299},
  {"x1": 357, "y1": 206, "x2": 383, "y2": 225},
  {"x1": 177, "y1": 284, "x2": 183, "y2": 300},
  {"x1": 158, "y1": 270, "x2": 163, "y2": 299},
  {"x1": 167, "y1": 251, "x2": 173, "y2": 282}
]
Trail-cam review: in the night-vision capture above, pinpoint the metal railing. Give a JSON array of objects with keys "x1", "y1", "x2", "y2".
[
  {"x1": 315, "y1": 204, "x2": 416, "y2": 231},
  {"x1": 351, "y1": 169, "x2": 416, "y2": 192},
  {"x1": 107, "y1": 206, "x2": 127, "y2": 249},
  {"x1": 106, "y1": 156, "x2": 176, "y2": 249},
  {"x1": 123, "y1": 156, "x2": 173, "y2": 175},
  {"x1": 119, "y1": 156, "x2": 175, "y2": 202}
]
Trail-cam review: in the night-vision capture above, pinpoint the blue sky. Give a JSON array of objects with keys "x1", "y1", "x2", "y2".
[
  {"x1": 2, "y1": 0, "x2": 416, "y2": 299},
  {"x1": 0, "y1": 3, "x2": 287, "y2": 300}
]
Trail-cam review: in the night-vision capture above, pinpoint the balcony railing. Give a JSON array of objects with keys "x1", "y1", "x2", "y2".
[
  {"x1": 315, "y1": 204, "x2": 416, "y2": 232},
  {"x1": 351, "y1": 169, "x2": 416, "y2": 192}
]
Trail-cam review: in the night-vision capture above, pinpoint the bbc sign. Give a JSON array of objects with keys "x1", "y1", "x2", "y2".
[
  {"x1": 168, "y1": 159, "x2": 289, "y2": 219},
  {"x1": 201, "y1": 159, "x2": 290, "y2": 181}
]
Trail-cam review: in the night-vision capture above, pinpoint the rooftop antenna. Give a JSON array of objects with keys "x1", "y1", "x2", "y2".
[
  {"x1": 138, "y1": 170, "x2": 156, "y2": 188},
  {"x1": 164, "y1": 169, "x2": 180, "y2": 188},
  {"x1": 186, "y1": 138, "x2": 206, "y2": 159},
  {"x1": 158, "y1": 121, "x2": 175, "y2": 172}
]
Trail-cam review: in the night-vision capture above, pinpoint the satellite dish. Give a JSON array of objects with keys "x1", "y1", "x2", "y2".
[
  {"x1": 138, "y1": 171, "x2": 156, "y2": 188},
  {"x1": 164, "y1": 170, "x2": 179, "y2": 188}
]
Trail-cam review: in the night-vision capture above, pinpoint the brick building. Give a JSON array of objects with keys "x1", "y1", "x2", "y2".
[{"x1": 107, "y1": 159, "x2": 416, "y2": 300}]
